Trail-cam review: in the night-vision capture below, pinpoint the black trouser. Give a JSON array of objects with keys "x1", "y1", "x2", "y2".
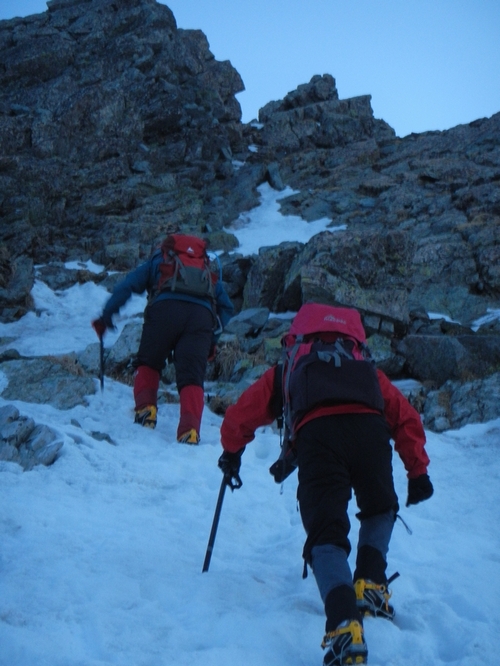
[
  {"x1": 296, "y1": 413, "x2": 399, "y2": 630},
  {"x1": 296, "y1": 413, "x2": 399, "y2": 566},
  {"x1": 136, "y1": 299, "x2": 213, "y2": 391}
]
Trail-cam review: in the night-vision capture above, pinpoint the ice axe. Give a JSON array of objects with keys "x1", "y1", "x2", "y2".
[
  {"x1": 91, "y1": 319, "x2": 107, "y2": 392},
  {"x1": 202, "y1": 469, "x2": 242, "y2": 573}
]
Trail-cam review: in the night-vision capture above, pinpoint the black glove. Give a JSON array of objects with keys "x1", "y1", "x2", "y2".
[
  {"x1": 218, "y1": 449, "x2": 244, "y2": 490},
  {"x1": 406, "y1": 474, "x2": 434, "y2": 507},
  {"x1": 269, "y1": 447, "x2": 298, "y2": 483}
]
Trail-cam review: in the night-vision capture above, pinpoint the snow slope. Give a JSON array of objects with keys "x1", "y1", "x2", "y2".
[{"x1": 1, "y1": 189, "x2": 500, "y2": 665}]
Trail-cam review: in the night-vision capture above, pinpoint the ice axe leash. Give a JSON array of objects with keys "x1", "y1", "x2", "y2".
[{"x1": 202, "y1": 472, "x2": 242, "y2": 573}]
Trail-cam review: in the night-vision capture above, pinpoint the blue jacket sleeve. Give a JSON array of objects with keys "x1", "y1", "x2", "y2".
[{"x1": 101, "y1": 260, "x2": 154, "y2": 325}]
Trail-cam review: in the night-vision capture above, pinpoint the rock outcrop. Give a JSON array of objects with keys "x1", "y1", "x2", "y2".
[
  {"x1": 244, "y1": 74, "x2": 500, "y2": 329},
  {"x1": 0, "y1": 0, "x2": 248, "y2": 280},
  {"x1": 0, "y1": 404, "x2": 64, "y2": 469},
  {"x1": 1, "y1": 0, "x2": 500, "y2": 436}
]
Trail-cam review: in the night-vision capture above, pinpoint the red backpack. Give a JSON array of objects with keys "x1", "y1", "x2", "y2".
[
  {"x1": 279, "y1": 303, "x2": 384, "y2": 440},
  {"x1": 154, "y1": 234, "x2": 218, "y2": 302},
  {"x1": 270, "y1": 304, "x2": 385, "y2": 484}
]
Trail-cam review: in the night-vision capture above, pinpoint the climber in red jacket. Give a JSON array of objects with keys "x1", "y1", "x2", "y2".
[{"x1": 217, "y1": 303, "x2": 433, "y2": 666}]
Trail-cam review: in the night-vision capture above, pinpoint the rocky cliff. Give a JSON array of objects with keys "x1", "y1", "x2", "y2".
[
  {"x1": 1, "y1": 0, "x2": 247, "y2": 304},
  {"x1": 1, "y1": 0, "x2": 500, "y2": 449}
]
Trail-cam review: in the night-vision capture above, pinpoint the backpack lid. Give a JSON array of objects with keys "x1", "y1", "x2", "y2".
[
  {"x1": 288, "y1": 303, "x2": 367, "y2": 343},
  {"x1": 161, "y1": 234, "x2": 208, "y2": 260}
]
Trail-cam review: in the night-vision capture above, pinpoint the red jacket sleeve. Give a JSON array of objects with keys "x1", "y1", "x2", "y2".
[
  {"x1": 377, "y1": 369, "x2": 430, "y2": 478},
  {"x1": 220, "y1": 366, "x2": 277, "y2": 453}
]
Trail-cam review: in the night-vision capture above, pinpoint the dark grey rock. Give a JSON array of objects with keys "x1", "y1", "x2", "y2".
[
  {"x1": 395, "y1": 334, "x2": 500, "y2": 386},
  {"x1": 424, "y1": 372, "x2": 500, "y2": 432},
  {"x1": 105, "y1": 321, "x2": 142, "y2": 372},
  {"x1": 283, "y1": 230, "x2": 412, "y2": 327},
  {"x1": 0, "y1": 404, "x2": 63, "y2": 469},
  {"x1": 265, "y1": 162, "x2": 285, "y2": 191},
  {"x1": 35, "y1": 263, "x2": 109, "y2": 291},
  {"x1": 0, "y1": 0, "x2": 246, "y2": 287},
  {"x1": 243, "y1": 242, "x2": 303, "y2": 311},
  {"x1": 0, "y1": 357, "x2": 96, "y2": 409},
  {"x1": 0, "y1": 256, "x2": 35, "y2": 322},
  {"x1": 224, "y1": 307, "x2": 270, "y2": 337},
  {"x1": 367, "y1": 334, "x2": 406, "y2": 377}
]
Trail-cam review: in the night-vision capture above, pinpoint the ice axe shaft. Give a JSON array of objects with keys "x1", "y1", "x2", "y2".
[
  {"x1": 99, "y1": 336, "x2": 104, "y2": 391},
  {"x1": 202, "y1": 477, "x2": 227, "y2": 573}
]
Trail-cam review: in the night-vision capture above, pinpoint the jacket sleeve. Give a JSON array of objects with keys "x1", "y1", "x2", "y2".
[
  {"x1": 221, "y1": 366, "x2": 277, "y2": 453},
  {"x1": 377, "y1": 369, "x2": 430, "y2": 478},
  {"x1": 102, "y1": 260, "x2": 152, "y2": 324}
]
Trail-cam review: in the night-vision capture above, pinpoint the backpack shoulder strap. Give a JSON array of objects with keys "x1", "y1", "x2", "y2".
[
  {"x1": 268, "y1": 362, "x2": 298, "y2": 485},
  {"x1": 282, "y1": 335, "x2": 304, "y2": 433},
  {"x1": 270, "y1": 363, "x2": 284, "y2": 428}
]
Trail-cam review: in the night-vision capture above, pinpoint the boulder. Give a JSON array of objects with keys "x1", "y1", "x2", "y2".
[
  {"x1": 0, "y1": 255, "x2": 35, "y2": 323},
  {"x1": 224, "y1": 307, "x2": 270, "y2": 337},
  {"x1": 423, "y1": 372, "x2": 500, "y2": 432},
  {"x1": 0, "y1": 404, "x2": 63, "y2": 469},
  {"x1": 243, "y1": 242, "x2": 303, "y2": 311},
  {"x1": 0, "y1": 356, "x2": 96, "y2": 409},
  {"x1": 395, "y1": 334, "x2": 500, "y2": 387},
  {"x1": 283, "y1": 230, "x2": 412, "y2": 328}
]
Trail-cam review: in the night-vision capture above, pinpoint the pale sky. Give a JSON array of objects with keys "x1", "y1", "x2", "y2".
[{"x1": 2, "y1": 0, "x2": 500, "y2": 137}]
